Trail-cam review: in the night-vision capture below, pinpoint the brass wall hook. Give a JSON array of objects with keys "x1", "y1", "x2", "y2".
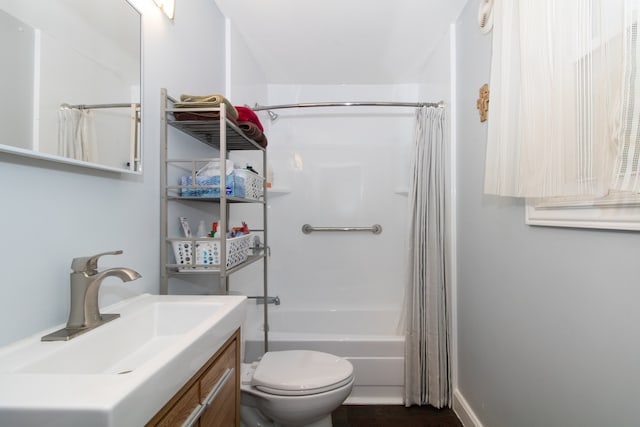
[{"x1": 477, "y1": 83, "x2": 490, "y2": 122}]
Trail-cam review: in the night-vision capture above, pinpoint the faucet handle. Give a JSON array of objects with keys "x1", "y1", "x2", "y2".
[{"x1": 71, "y1": 250, "x2": 124, "y2": 274}]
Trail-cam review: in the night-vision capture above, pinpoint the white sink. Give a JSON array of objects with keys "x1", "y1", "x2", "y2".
[
  {"x1": 18, "y1": 301, "x2": 225, "y2": 375},
  {"x1": 0, "y1": 293, "x2": 247, "y2": 427}
]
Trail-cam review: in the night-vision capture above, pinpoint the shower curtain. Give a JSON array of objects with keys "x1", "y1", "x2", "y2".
[
  {"x1": 404, "y1": 106, "x2": 449, "y2": 408},
  {"x1": 58, "y1": 108, "x2": 97, "y2": 162}
]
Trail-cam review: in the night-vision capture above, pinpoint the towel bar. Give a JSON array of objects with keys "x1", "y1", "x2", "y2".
[{"x1": 301, "y1": 224, "x2": 382, "y2": 235}]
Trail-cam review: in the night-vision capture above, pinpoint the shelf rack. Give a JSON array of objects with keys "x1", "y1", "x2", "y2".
[{"x1": 160, "y1": 88, "x2": 269, "y2": 351}]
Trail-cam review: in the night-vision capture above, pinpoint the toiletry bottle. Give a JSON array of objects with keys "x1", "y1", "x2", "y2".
[
  {"x1": 179, "y1": 217, "x2": 192, "y2": 237},
  {"x1": 266, "y1": 163, "x2": 273, "y2": 188},
  {"x1": 196, "y1": 220, "x2": 207, "y2": 237}
]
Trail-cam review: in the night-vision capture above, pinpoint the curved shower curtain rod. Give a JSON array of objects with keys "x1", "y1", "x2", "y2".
[
  {"x1": 252, "y1": 101, "x2": 444, "y2": 111},
  {"x1": 251, "y1": 100, "x2": 444, "y2": 122}
]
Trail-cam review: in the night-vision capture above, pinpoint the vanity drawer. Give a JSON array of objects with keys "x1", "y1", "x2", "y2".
[
  {"x1": 147, "y1": 329, "x2": 240, "y2": 427},
  {"x1": 200, "y1": 338, "x2": 237, "y2": 427},
  {"x1": 154, "y1": 384, "x2": 199, "y2": 427}
]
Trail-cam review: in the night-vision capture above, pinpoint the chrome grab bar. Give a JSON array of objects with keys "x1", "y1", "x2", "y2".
[
  {"x1": 301, "y1": 224, "x2": 382, "y2": 235},
  {"x1": 249, "y1": 295, "x2": 281, "y2": 305}
]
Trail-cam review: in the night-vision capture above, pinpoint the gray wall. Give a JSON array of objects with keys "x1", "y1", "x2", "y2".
[{"x1": 455, "y1": 1, "x2": 640, "y2": 426}]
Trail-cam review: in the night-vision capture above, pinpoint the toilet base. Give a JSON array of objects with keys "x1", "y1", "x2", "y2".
[{"x1": 240, "y1": 405, "x2": 333, "y2": 427}]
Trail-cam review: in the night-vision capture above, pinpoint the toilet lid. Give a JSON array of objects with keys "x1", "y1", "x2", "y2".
[{"x1": 251, "y1": 350, "x2": 354, "y2": 396}]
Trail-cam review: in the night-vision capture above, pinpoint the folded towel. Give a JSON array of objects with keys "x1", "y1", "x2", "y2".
[
  {"x1": 238, "y1": 122, "x2": 268, "y2": 148},
  {"x1": 173, "y1": 110, "x2": 238, "y2": 125},
  {"x1": 179, "y1": 94, "x2": 224, "y2": 103},
  {"x1": 175, "y1": 93, "x2": 238, "y2": 120},
  {"x1": 235, "y1": 106, "x2": 264, "y2": 132}
]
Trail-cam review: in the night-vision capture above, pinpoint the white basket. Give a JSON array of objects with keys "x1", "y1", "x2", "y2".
[
  {"x1": 172, "y1": 234, "x2": 252, "y2": 271},
  {"x1": 234, "y1": 169, "x2": 264, "y2": 200}
]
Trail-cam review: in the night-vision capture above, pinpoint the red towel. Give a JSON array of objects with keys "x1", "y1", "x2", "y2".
[{"x1": 235, "y1": 106, "x2": 264, "y2": 132}]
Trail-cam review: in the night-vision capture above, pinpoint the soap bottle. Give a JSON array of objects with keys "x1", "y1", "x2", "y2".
[
  {"x1": 266, "y1": 163, "x2": 273, "y2": 188},
  {"x1": 196, "y1": 220, "x2": 207, "y2": 238}
]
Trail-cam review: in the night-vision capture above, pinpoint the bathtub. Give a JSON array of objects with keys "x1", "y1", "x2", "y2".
[{"x1": 243, "y1": 305, "x2": 405, "y2": 405}]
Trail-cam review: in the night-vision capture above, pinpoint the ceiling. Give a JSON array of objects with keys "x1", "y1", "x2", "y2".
[{"x1": 214, "y1": 0, "x2": 469, "y2": 85}]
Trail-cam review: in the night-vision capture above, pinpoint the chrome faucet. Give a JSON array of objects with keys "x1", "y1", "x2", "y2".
[{"x1": 42, "y1": 250, "x2": 141, "y2": 341}]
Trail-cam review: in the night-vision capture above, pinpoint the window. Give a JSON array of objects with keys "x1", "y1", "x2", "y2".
[{"x1": 485, "y1": 1, "x2": 640, "y2": 230}]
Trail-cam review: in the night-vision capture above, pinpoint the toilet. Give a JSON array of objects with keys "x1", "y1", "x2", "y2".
[{"x1": 240, "y1": 350, "x2": 355, "y2": 427}]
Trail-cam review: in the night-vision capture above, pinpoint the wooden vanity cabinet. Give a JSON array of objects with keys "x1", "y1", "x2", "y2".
[{"x1": 146, "y1": 329, "x2": 241, "y2": 427}]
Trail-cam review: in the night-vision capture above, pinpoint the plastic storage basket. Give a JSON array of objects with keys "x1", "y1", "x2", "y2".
[
  {"x1": 180, "y1": 173, "x2": 245, "y2": 198},
  {"x1": 171, "y1": 234, "x2": 252, "y2": 271},
  {"x1": 232, "y1": 169, "x2": 264, "y2": 200}
]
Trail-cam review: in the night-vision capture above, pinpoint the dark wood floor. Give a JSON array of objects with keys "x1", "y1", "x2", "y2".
[{"x1": 332, "y1": 405, "x2": 463, "y2": 427}]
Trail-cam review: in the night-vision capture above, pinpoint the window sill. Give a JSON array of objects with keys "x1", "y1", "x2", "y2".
[{"x1": 525, "y1": 192, "x2": 640, "y2": 231}]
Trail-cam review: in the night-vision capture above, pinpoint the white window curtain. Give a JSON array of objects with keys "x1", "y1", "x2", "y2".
[
  {"x1": 611, "y1": 2, "x2": 640, "y2": 192},
  {"x1": 484, "y1": 0, "x2": 634, "y2": 198}
]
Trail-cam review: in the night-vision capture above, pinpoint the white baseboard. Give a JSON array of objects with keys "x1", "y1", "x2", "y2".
[{"x1": 452, "y1": 389, "x2": 484, "y2": 427}]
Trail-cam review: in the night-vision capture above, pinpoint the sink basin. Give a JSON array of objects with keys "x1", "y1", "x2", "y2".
[
  {"x1": 0, "y1": 293, "x2": 247, "y2": 427},
  {"x1": 18, "y1": 301, "x2": 225, "y2": 375}
]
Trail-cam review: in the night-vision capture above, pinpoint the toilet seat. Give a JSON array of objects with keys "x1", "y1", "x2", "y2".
[
  {"x1": 254, "y1": 375, "x2": 354, "y2": 396},
  {"x1": 246, "y1": 350, "x2": 354, "y2": 396}
]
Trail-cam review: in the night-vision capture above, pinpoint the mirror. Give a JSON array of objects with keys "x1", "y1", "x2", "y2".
[{"x1": 0, "y1": 0, "x2": 141, "y2": 173}]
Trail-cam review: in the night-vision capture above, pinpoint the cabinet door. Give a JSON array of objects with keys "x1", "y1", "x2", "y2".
[{"x1": 199, "y1": 336, "x2": 239, "y2": 427}]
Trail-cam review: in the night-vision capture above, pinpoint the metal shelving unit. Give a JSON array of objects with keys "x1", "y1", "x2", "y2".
[{"x1": 160, "y1": 88, "x2": 269, "y2": 350}]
